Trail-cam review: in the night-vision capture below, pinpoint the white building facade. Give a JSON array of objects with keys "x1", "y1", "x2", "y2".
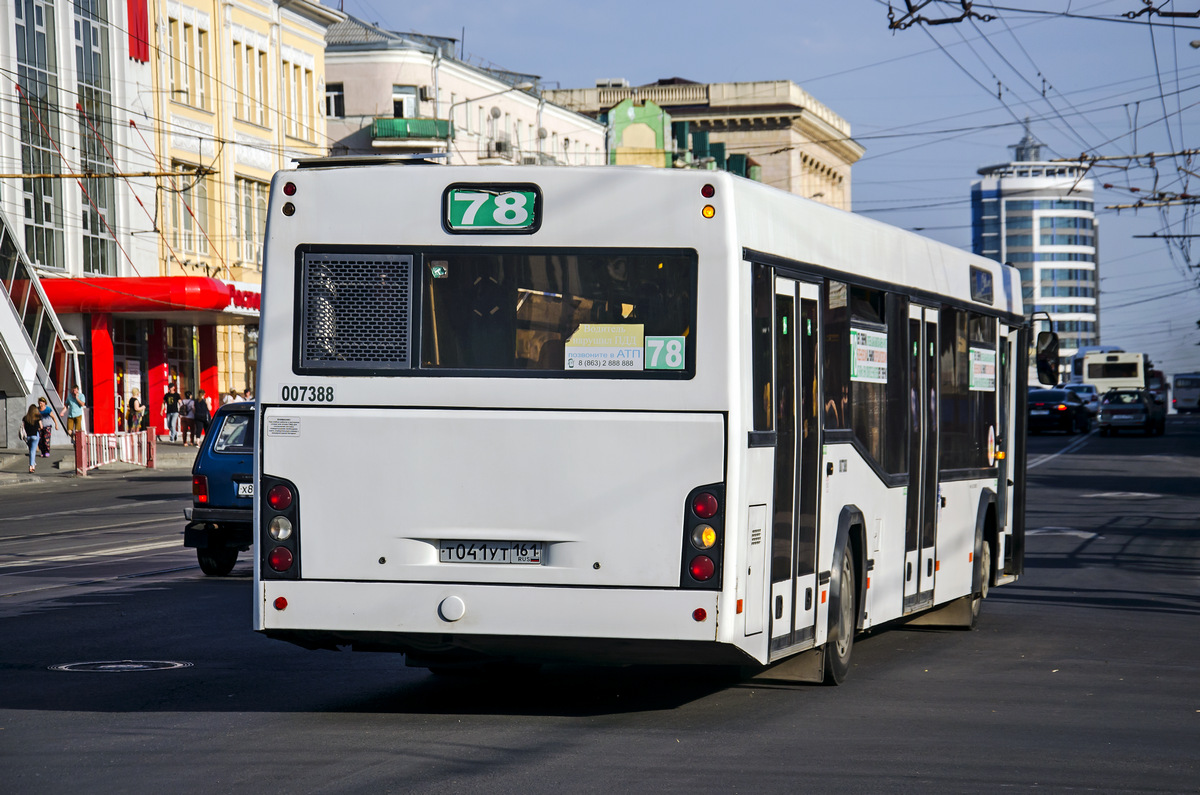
[
  {"x1": 325, "y1": 16, "x2": 605, "y2": 166},
  {"x1": 972, "y1": 131, "x2": 1099, "y2": 362}
]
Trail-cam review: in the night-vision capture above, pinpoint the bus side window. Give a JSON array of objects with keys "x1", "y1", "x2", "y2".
[{"x1": 751, "y1": 263, "x2": 773, "y2": 431}]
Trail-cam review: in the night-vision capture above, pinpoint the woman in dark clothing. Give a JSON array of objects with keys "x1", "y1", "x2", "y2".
[
  {"x1": 36, "y1": 397, "x2": 57, "y2": 456},
  {"x1": 194, "y1": 389, "x2": 212, "y2": 440}
]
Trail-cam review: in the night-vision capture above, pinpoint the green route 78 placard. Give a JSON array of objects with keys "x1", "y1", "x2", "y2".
[{"x1": 445, "y1": 185, "x2": 541, "y2": 232}]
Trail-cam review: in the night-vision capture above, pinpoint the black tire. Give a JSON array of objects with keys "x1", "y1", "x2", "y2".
[
  {"x1": 823, "y1": 545, "x2": 857, "y2": 685},
  {"x1": 197, "y1": 548, "x2": 237, "y2": 576},
  {"x1": 970, "y1": 537, "x2": 992, "y2": 626}
]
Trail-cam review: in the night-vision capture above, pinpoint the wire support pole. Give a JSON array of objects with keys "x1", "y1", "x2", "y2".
[{"x1": 128, "y1": 118, "x2": 228, "y2": 274}]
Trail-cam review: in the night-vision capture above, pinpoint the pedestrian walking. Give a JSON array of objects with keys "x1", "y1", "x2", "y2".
[
  {"x1": 162, "y1": 383, "x2": 181, "y2": 442},
  {"x1": 60, "y1": 385, "x2": 86, "y2": 442},
  {"x1": 194, "y1": 389, "x2": 212, "y2": 441},
  {"x1": 126, "y1": 388, "x2": 145, "y2": 433},
  {"x1": 21, "y1": 404, "x2": 40, "y2": 473},
  {"x1": 181, "y1": 391, "x2": 196, "y2": 446},
  {"x1": 36, "y1": 397, "x2": 58, "y2": 457}
]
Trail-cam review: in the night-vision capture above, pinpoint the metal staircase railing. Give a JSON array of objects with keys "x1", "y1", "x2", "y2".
[{"x1": 0, "y1": 205, "x2": 82, "y2": 425}]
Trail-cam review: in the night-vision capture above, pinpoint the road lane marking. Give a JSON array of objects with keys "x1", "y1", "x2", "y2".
[
  {"x1": 1028, "y1": 527, "x2": 1101, "y2": 539},
  {"x1": 0, "y1": 499, "x2": 185, "y2": 523},
  {"x1": 1028, "y1": 430, "x2": 1094, "y2": 470},
  {"x1": 0, "y1": 539, "x2": 184, "y2": 570},
  {"x1": 1080, "y1": 492, "x2": 1162, "y2": 499},
  {"x1": 1, "y1": 516, "x2": 180, "y2": 545}
]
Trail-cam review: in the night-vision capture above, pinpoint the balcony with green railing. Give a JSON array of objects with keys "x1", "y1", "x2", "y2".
[{"x1": 372, "y1": 117, "x2": 453, "y2": 143}]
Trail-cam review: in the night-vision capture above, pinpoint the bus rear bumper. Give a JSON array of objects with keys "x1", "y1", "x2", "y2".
[{"x1": 257, "y1": 581, "x2": 744, "y2": 665}]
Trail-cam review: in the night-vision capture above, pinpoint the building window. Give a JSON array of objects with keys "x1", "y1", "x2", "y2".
[
  {"x1": 234, "y1": 40, "x2": 267, "y2": 125},
  {"x1": 234, "y1": 177, "x2": 268, "y2": 267},
  {"x1": 168, "y1": 16, "x2": 209, "y2": 110},
  {"x1": 75, "y1": 0, "x2": 117, "y2": 275},
  {"x1": 170, "y1": 162, "x2": 209, "y2": 255},
  {"x1": 392, "y1": 85, "x2": 417, "y2": 118},
  {"x1": 281, "y1": 60, "x2": 314, "y2": 139},
  {"x1": 325, "y1": 82, "x2": 344, "y2": 118}
]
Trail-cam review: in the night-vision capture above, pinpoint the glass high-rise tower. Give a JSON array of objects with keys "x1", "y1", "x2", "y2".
[{"x1": 971, "y1": 128, "x2": 1099, "y2": 364}]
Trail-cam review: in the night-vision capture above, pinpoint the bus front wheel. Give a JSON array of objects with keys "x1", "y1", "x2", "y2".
[
  {"x1": 970, "y1": 537, "x2": 992, "y2": 625},
  {"x1": 823, "y1": 546, "x2": 856, "y2": 685}
]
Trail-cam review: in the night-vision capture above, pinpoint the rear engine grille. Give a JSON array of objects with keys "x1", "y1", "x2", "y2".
[{"x1": 299, "y1": 252, "x2": 413, "y2": 370}]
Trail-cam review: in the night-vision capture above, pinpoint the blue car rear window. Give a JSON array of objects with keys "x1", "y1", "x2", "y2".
[{"x1": 213, "y1": 413, "x2": 254, "y2": 453}]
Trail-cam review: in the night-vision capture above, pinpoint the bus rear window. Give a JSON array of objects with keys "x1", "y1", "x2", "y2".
[{"x1": 420, "y1": 249, "x2": 696, "y2": 377}]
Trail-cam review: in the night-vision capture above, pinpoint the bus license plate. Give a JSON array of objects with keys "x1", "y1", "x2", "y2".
[
  {"x1": 237, "y1": 483, "x2": 254, "y2": 497},
  {"x1": 439, "y1": 541, "x2": 542, "y2": 564}
]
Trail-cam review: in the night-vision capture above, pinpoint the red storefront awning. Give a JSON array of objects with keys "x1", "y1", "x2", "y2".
[{"x1": 39, "y1": 276, "x2": 259, "y2": 324}]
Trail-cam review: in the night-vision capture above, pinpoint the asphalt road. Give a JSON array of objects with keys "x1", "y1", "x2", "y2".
[{"x1": 1, "y1": 419, "x2": 1197, "y2": 794}]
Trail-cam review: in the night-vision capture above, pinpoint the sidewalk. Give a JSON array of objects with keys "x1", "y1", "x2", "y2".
[{"x1": 0, "y1": 437, "x2": 197, "y2": 486}]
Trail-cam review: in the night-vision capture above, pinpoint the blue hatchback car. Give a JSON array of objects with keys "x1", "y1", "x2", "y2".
[{"x1": 184, "y1": 401, "x2": 254, "y2": 575}]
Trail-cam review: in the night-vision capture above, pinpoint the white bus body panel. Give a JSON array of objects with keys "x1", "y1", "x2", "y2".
[
  {"x1": 261, "y1": 582, "x2": 720, "y2": 645},
  {"x1": 261, "y1": 408, "x2": 724, "y2": 587}
]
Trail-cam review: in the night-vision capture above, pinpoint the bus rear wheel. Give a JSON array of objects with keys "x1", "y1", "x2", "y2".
[
  {"x1": 823, "y1": 546, "x2": 856, "y2": 685},
  {"x1": 197, "y1": 548, "x2": 237, "y2": 576}
]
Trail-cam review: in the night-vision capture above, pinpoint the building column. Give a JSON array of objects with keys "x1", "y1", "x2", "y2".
[
  {"x1": 90, "y1": 313, "x2": 115, "y2": 434},
  {"x1": 148, "y1": 319, "x2": 168, "y2": 437},
  {"x1": 198, "y1": 324, "x2": 220, "y2": 410}
]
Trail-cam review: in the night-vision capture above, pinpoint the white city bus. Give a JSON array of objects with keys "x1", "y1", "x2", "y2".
[
  {"x1": 1173, "y1": 373, "x2": 1200, "y2": 414},
  {"x1": 254, "y1": 163, "x2": 1045, "y2": 683},
  {"x1": 1083, "y1": 350, "x2": 1150, "y2": 394}
]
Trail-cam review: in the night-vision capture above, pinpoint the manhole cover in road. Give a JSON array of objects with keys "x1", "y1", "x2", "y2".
[
  {"x1": 49, "y1": 660, "x2": 193, "y2": 673},
  {"x1": 1080, "y1": 492, "x2": 1163, "y2": 500}
]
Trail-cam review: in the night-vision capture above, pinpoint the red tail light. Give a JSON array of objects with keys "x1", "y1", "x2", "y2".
[
  {"x1": 268, "y1": 547, "x2": 294, "y2": 572},
  {"x1": 267, "y1": 484, "x2": 293, "y2": 510},
  {"x1": 691, "y1": 492, "x2": 719, "y2": 519},
  {"x1": 192, "y1": 475, "x2": 208, "y2": 504},
  {"x1": 1056, "y1": 404, "x2": 1067, "y2": 411},
  {"x1": 689, "y1": 555, "x2": 715, "y2": 581}
]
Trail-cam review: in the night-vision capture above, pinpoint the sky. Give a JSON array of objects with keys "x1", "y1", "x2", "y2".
[{"x1": 333, "y1": 0, "x2": 1200, "y2": 378}]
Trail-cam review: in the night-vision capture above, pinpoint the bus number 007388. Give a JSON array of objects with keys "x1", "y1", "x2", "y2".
[{"x1": 281, "y1": 385, "x2": 334, "y2": 403}]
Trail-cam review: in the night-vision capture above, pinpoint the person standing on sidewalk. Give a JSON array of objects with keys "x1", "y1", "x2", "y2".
[
  {"x1": 36, "y1": 397, "x2": 58, "y2": 457},
  {"x1": 60, "y1": 385, "x2": 86, "y2": 443},
  {"x1": 126, "y1": 389, "x2": 145, "y2": 433},
  {"x1": 180, "y1": 390, "x2": 196, "y2": 446},
  {"x1": 161, "y1": 383, "x2": 181, "y2": 442},
  {"x1": 194, "y1": 389, "x2": 212, "y2": 441},
  {"x1": 21, "y1": 404, "x2": 40, "y2": 473}
]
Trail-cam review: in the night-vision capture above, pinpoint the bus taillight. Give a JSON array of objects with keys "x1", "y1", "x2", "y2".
[
  {"x1": 267, "y1": 484, "x2": 293, "y2": 510},
  {"x1": 260, "y1": 475, "x2": 300, "y2": 580},
  {"x1": 692, "y1": 492, "x2": 719, "y2": 519},
  {"x1": 268, "y1": 546, "x2": 294, "y2": 572},
  {"x1": 689, "y1": 556, "x2": 715, "y2": 581},
  {"x1": 681, "y1": 484, "x2": 725, "y2": 590}
]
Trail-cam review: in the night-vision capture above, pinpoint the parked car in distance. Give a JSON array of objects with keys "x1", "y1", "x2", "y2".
[
  {"x1": 1097, "y1": 388, "x2": 1166, "y2": 436},
  {"x1": 184, "y1": 401, "x2": 254, "y2": 575},
  {"x1": 1061, "y1": 382, "x2": 1100, "y2": 415},
  {"x1": 1028, "y1": 389, "x2": 1091, "y2": 435}
]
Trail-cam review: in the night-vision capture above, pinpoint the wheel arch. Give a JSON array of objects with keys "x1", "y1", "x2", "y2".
[
  {"x1": 973, "y1": 488, "x2": 997, "y2": 594},
  {"x1": 831, "y1": 504, "x2": 867, "y2": 629}
]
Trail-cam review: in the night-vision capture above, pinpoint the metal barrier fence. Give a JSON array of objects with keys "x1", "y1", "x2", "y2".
[{"x1": 74, "y1": 431, "x2": 156, "y2": 476}]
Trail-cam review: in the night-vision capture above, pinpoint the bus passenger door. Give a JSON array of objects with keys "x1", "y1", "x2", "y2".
[
  {"x1": 768, "y1": 278, "x2": 821, "y2": 660},
  {"x1": 996, "y1": 326, "x2": 1017, "y2": 580},
  {"x1": 903, "y1": 305, "x2": 939, "y2": 613}
]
